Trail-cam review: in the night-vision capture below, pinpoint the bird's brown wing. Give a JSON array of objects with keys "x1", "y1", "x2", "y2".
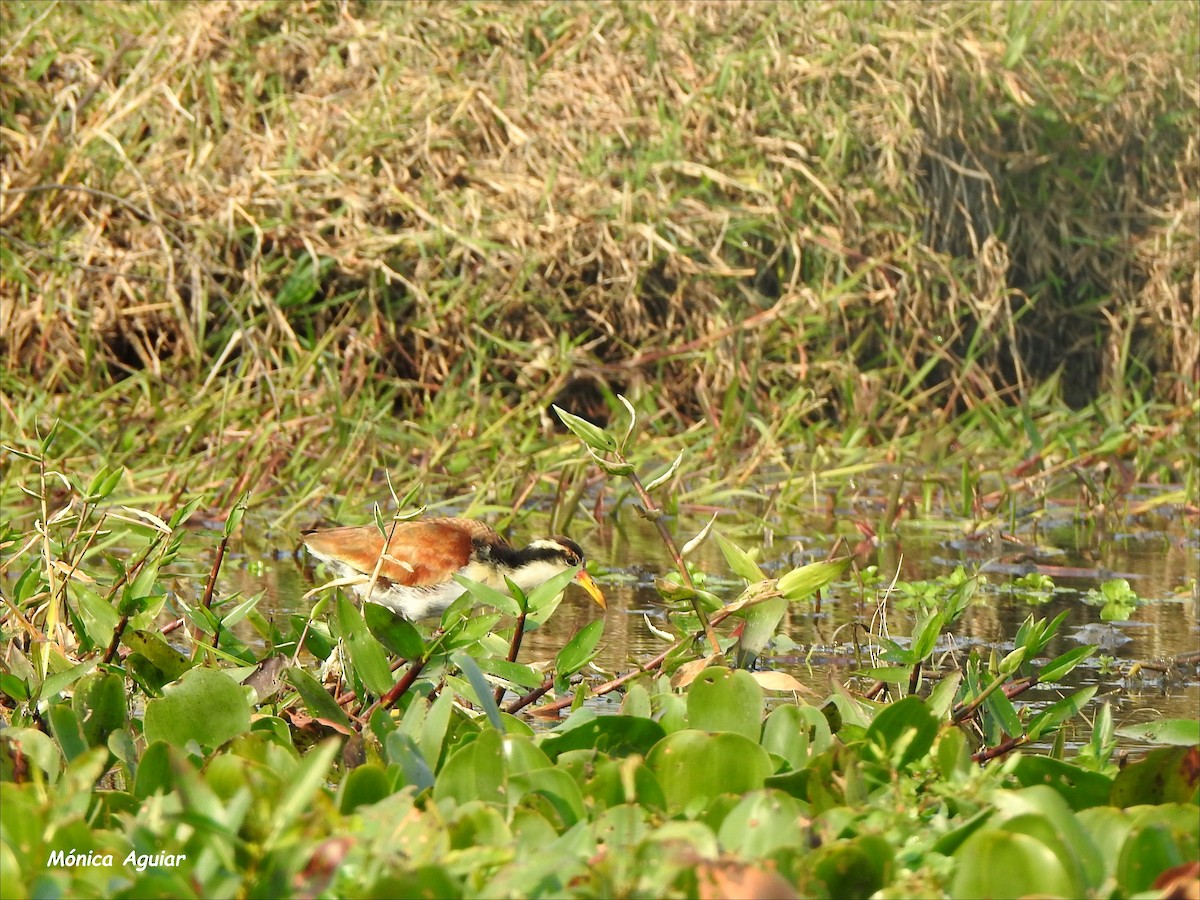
[{"x1": 302, "y1": 517, "x2": 501, "y2": 586}]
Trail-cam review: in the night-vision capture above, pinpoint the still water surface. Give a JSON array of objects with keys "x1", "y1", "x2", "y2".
[{"x1": 230, "y1": 478, "x2": 1198, "y2": 750}]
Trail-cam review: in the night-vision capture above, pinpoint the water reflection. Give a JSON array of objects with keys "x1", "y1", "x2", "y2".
[{"x1": 222, "y1": 492, "x2": 1198, "y2": 747}]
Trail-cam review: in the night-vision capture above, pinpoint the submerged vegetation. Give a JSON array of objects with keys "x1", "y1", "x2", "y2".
[{"x1": 1, "y1": 0, "x2": 1197, "y2": 897}]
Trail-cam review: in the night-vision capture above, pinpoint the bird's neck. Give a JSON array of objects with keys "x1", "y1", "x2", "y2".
[{"x1": 474, "y1": 541, "x2": 568, "y2": 594}]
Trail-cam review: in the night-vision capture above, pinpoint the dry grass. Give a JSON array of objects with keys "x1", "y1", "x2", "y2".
[{"x1": 1, "y1": 0, "x2": 1196, "y2": 434}]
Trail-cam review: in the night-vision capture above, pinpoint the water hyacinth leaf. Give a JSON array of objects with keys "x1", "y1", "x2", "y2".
[
  {"x1": 1115, "y1": 719, "x2": 1200, "y2": 746},
  {"x1": 284, "y1": 666, "x2": 352, "y2": 732},
  {"x1": 553, "y1": 405, "x2": 617, "y2": 452},
  {"x1": 336, "y1": 595, "x2": 394, "y2": 696},
  {"x1": 714, "y1": 531, "x2": 765, "y2": 583},
  {"x1": 556, "y1": 619, "x2": 605, "y2": 676},
  {"x1": 686, "y1": 668, "x2": 763, "y2": 740},
  {"x1": 646, "y1": 730, "x2": 773, "y2": 815},
  {"x1": 4, "y1": 727, "x2": 61, "y2": 780},
  {"x1": 1110, "y1": 746, "x2": 1200, "y2": 806},
  {"x1": 717, "y1": 790, "x2": 809, "y2": 858},
  {"x1": 865, "y1": 696, "x2": 938, "y2": 771},
  {"x1": 1116, "y1": 807, "x2": 1200, "y2": 894},
  {"x1": 454, "y1": 573, "x2": 522, "y2": 617},
  {"x1": 364, "y1": 602, "x2": 425, "y2": 658},
  {"x1": 1009, "y1": 756, "x2": 1114, "y2": 811},
  {"x1": 777, "y1": 558, "x2": 848, "y2": 602},
  {"x1": 804, "y1": 835, "x2": 895, "y2": 899},
  {"x1": 950, "y1": 829, "x2": 1077, "y2": 899},
  {"x1": 143, "y1": 668, "x2": 251, "y2": 750},
  {"x1": 539, "y1": 716, "x2": 667, "y2": 761},
  {"x1": 338, "y1": 763, "x2": 391, "y2": 814}
]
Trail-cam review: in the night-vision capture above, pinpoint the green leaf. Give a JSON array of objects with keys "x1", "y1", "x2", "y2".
[
  {"x1": 525, "y1": 564, "x2": 587, "y2": 612},
  {"x1": 72, "y1": 671, "x2": 127, "y2": 748},
  {"x1": 284, "y1": 666, "x2": 352, "y2": 732},
  {"x1": 143, "y1": 667, "x2": 252, "y2": 750},
  {"x1": 122, "y1": 630, "x2": 194, "y2": 683},
  {"x1": 1115, "y1": 719, "x2": 1200, "y2": 746},
  {"x1": 364, "y1": 602, "x2": 426, "y2": 658},
  {"x1": 454, "y1": 652, "x2": 505, "y2": 732},
  {"x1": 1038, "y1": 644, "x2": 1094, "y2": 684},
  {"x1": 687, "y1": 667, "x2": 763, "y2": 740},
  {"x1": 865, "y1": 695, "x2": 938, "y2": 771},
  {"x1": 555, "y1": 619, "x2": 605, "y2": 676},
  {"x1": 1110, "y1": 746, "x2": 1200, "y2": 806},
  {"x1": 643, "y1": 450, "x2": 684, "y2": 493},
  {"x1": 267, "y1": 738, "x2": 340, "y2": 846},
  {"x1": 336, "y1": 595, "x2": 394, "y2": 697},
  {"x1": 777, "y1": 558, "x2": 847, "y2": 602},
  {"x1": 37, "y1": 659, "x2": 97, "y2": 705},
  {"x1": 646, "y1": 730, "x2": 773, "y2": 815},
  {"x1": 553, "y1": 405, "x2": 617, "y2": 452},
  {"x1": 735, "y1": 596, "x2": 787, "y2": 668},
  {"x1": 454, "y1": 573, "x2": 522, "y2": 617},
  {"x1": 951, "y1": 829, "x2": 1077, "y2": 899},
  {"x1": 46, "y1": 704, "x2": 87, "y2": 763},
  {"x1": 434, "y1": 727, "x2": 507, "y2": 806},
  {"x1": 714, "y1": 531, "x2": 765, "y2": 582},
  {"x1": 1027, "y1": 687, "x2": 1097, "y2": 742}
]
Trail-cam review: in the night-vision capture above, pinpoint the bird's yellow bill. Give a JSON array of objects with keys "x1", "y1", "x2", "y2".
[{"x1": 574, "y1": 569, "x2": 606, "y2": 610}]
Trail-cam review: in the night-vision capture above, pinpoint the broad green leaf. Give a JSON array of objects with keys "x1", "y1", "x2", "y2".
[
  {"x1": 950, "y1": 829, "x2": 1076, "y2": 899},
  {"x1": 364, "y1": 602, "x2": 426, "y2": 658},
  {"x1": 686, "y1": 667, "x2": 763, "y2": 740},
  {"x1": 1110, "y1": 746, "x2": 1200, "y2": 806},
  {"x1": 37, "y1": 659, "x2": 97, "y2": 705},
  {"x1": 865, "y1": 695, "x2": 938, "y2": 771},
  {"x1": 46, "y1": 704, "x2": 87, "y2": 763},
  {"x1": 434, "y1": 726, "x2": 507, "y2": 806},
  {"x1": 646, "y1": 730, "x2": 773, "y2": 815},
  {"x1": 143, "y1": 667, "x2": 251, "y2": 750},
  {"x1": 336, "y1": 595, "x2": 394, "y2": 696},
  {"x1": 1115, "y1": 719, "x2": 1200, "y2": 746},
  {"x1": 72, "y1": 671, "x2": 127, "y2": 748},
  {"x1": 717, "y1": 790, "x2": 809, "y2": 857}
]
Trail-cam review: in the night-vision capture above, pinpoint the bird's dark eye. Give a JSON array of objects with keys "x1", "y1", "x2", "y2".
[{"x1": 565, "y1": 551, "x2": 579, "y2": 565}]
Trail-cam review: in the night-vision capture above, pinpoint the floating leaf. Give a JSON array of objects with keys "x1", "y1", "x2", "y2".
[{"x1": 143, "y1": 668, "x2": 252, "y2": 750}]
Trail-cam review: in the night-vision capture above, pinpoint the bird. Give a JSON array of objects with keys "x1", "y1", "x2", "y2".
[{"x1": 301, "y1": 516, "x2": 606, "y2": 620}]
